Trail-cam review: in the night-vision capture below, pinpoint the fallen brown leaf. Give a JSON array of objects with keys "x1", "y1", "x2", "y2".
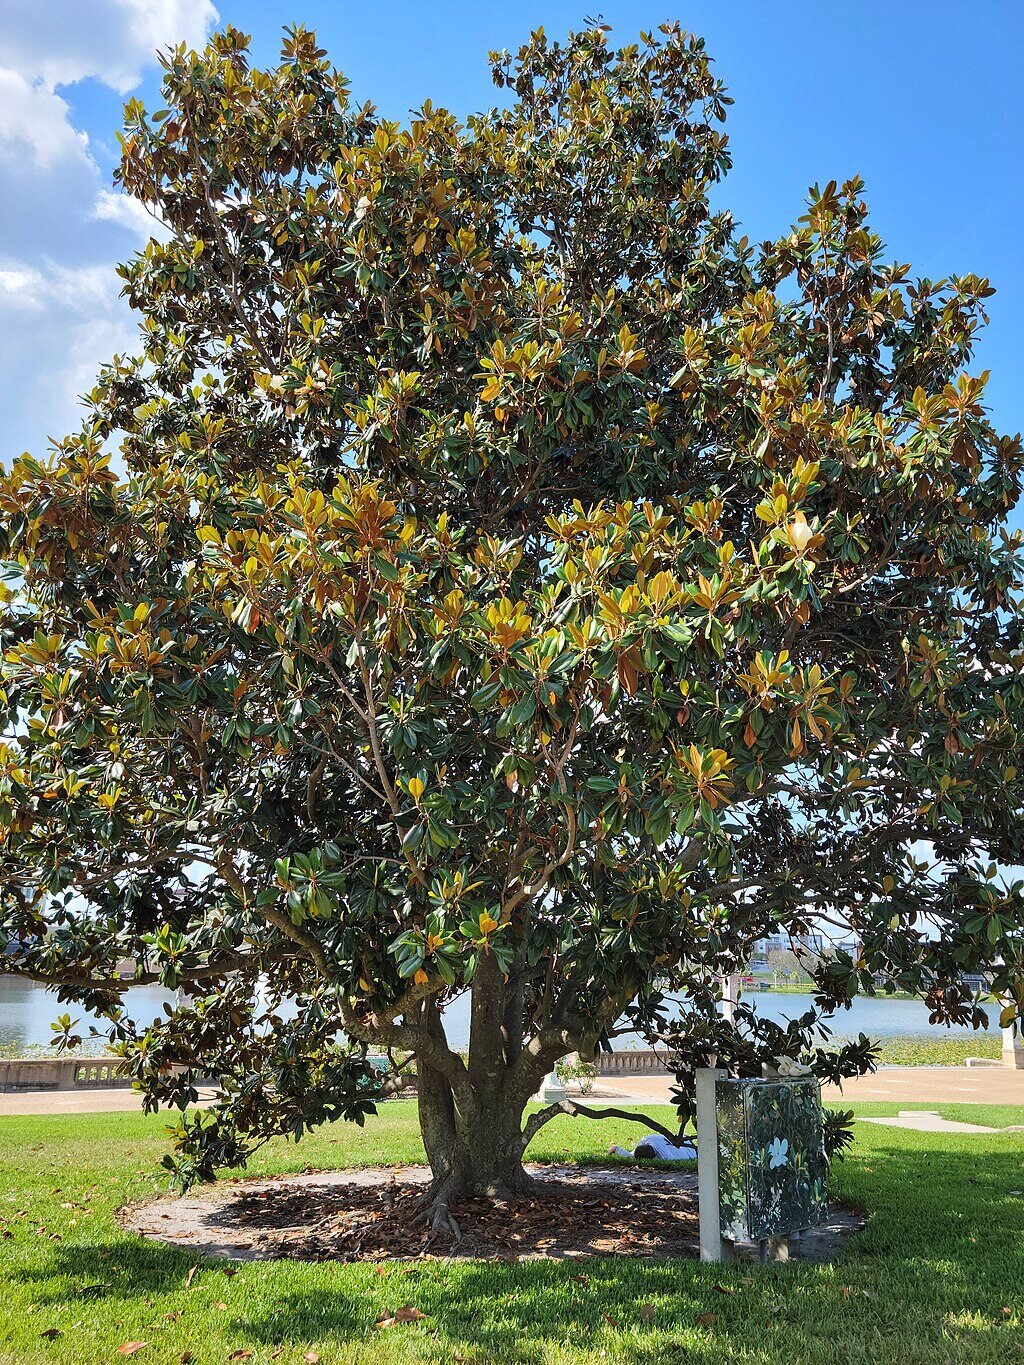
[
  {"x1": 302, "y1": 1353, "x2": 320, "y2": 1363},
  {"x1": 375, "y1": 1303, "x2": 428, "y2": 1329},
  {"x1": 713, "y1": 1283, "x2": 737, "y2": 1295},
  {"x1": 116, "y1": 1345, "x2": 149, "y2": 1357},
  {"x1": 184, "y1": 1267, "x2": 198, "y2": 1289},
  {"x1": 395, "y1": 1305, "x2": 427, "y2": 1324},
  {"x1": 694, "y1": 1313, "x2": 719, "y2": 1327},
  {"x1": 39, "y1": 1328, "x2": 62, "y2": 1339},
  {"x1": 228, "y1": 1352, "x2": 253, "y2": 1361},
  {"x1": 639, "y1": 1303, "x2": 656, "y2": 1324}
]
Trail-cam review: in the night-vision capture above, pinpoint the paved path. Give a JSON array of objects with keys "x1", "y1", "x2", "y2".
[
  {"x1": 2, "y1": 1066, "x2": 1022, "y2": 1117},
  {"x1": 858, "y1": 1109, "x2": 1016, "y2": 1134},
  {"x1": 595, "y1": 1066, "x2": 1024, "y2": 1108},
  {"x1": 0, "y1": 1086, "x2": 218, "y2": 1116}
]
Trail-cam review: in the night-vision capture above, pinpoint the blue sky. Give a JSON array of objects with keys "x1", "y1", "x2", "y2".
[{"x1": 2, "y1": 0, "x2": 1021, "y2": 463}]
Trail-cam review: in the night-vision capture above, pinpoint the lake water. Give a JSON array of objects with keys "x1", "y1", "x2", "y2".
[
  {"x1": 441, "y1": 990, "x2": 1000, "y2": 1049},
  {"x1": 0, "y1": 976, "x2": 1000, "y2": 1055}
]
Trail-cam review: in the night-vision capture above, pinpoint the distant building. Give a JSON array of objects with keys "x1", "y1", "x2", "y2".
[{"x1": 757, "y1": 933, "x2": 824, "y2": 960}]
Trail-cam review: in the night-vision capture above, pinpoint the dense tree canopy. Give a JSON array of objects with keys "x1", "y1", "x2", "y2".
[{"x1": 2, "y1": 21, "x2": 1023, "y2": 1217}]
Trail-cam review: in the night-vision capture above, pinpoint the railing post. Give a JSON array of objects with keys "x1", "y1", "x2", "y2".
[{"x1": 1003, "y1": 1019, "x2": 1024, "y2": 1069}]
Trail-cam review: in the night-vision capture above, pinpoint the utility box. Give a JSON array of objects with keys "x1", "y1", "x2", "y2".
[{"x1": 714, "y1": 1076, "x2": 828, "y2": 1243}]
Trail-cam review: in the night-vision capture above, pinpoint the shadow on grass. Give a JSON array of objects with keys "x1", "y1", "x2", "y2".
[
  {"x1": 10, "y1": 1238, "x2": 212, "y2": 1302},
  {"x1": 10, "y1": 1142, "x2": 1024, "y2": 1364}
]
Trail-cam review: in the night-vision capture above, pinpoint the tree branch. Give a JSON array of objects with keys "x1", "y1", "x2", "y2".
[
  {"x1": 217, "y1": 851, "x2": 333, "y2": 977},
  {"x1": 522, "y1": 1099, "x2": 682, "y2": 1149},
  {"x1": 0, "y1": 956, "x2": 257, "y2": 994}
]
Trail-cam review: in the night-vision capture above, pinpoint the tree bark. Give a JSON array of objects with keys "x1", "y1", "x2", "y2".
[
  {"x1": 376, "y1": 961, "x2": 625, "y2": 1230},
  {"x1": 416, "y1": 1068, "x2": 537, "y2": 1207},
  {"x1": 411, "y1": 987, "x2": 543, "y2": 1230}
]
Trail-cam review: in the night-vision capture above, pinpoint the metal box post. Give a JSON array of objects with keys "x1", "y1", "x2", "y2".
[{"x1": 696, "y1": 1066, "x2": 726, "y2": 1262}]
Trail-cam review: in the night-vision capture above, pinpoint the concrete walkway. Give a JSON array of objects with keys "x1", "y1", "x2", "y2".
[
  {"x1": 594, "y1": 1066, "x2": 1024, "y2": 1108},
  {"x1": 0, "y1": 1086, "x2": 219, "y2": 1116},
  {"x1": 858, "y1": 1109, "x2": 1016, "y2": 1134},
  {"x1": 2, "y1": 1065, "x2": 1023, "y2": 1117}
]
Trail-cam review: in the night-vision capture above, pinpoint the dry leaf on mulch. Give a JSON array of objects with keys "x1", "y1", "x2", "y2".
[{"x1": 199, "y1": 1171, "x2": 699, "y2": 1262}]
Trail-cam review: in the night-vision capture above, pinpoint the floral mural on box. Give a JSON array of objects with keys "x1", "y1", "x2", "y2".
[{"x1": 716, "y1": 1077, "x2": 828, "y2": 1242}]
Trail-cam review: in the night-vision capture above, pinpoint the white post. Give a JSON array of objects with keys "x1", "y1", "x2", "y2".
[
  {"x1": 696, "y1": 1066, "x2": 726, "y2": 1262},
  {"x1": 1003, "y1": 1021, "x2": 1024, "y2": 1069}
]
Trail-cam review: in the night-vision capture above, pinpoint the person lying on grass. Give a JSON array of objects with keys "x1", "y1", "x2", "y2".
[{"x1": 609, "y1": 1134, "x2": 697, "y2": 1161}]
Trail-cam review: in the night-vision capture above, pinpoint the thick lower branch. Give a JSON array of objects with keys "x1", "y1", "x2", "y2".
[
  {"x1": 341, "y1": 989, "x2": 472, "y2": 1096},
  {"x1": 522, "y1": 1099, "x2": 681, "y2": 1149},
  {"x1": 2, "y1": 955, "x2": 256, "y2": 993}
]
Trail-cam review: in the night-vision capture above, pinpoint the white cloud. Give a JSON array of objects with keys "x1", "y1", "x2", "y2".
[
  {"x1": 0, "y1": 0, "x2": 217, "y2": 460},
  {"x1": 0, "y1": 267, "x2": 44, "y2": 307},
  {"x1": 0, "y1": 0, "x2": 218, "y2": 94},
  {"x1": 0, "y1": 259, "x2": 136, "y2": 453},
  {"x1": 93, "y1": 189, "x2": 169, "y2": 241},
  {"x1": 0, "y1": 261, "x2": 124, "y2": 313},
  {"x1": 0, "y1": 0, "x2": 218, "y2": 174},
  {"x1": 0, "y1": 69, "x2": 91, "y2": 170}
]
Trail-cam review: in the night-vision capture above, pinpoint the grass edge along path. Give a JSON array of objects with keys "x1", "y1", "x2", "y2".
[{"x1": 0, "y1": 1100, "x2": 1022, "y2": 1365}]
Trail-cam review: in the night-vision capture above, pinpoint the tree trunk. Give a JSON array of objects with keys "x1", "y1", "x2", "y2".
[
  {"x1": 416, "y1": 1059, "x2": 537, "y2": 1222},
  {"x1": 402, "y1": 963, "x2": 568, "y2": 1231}
]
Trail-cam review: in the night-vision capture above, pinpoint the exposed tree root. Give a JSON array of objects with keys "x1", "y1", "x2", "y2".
[
  {"x1": 411, "y1": 1164, "x2": 539, "y2": 1242},
  {"x1": 411, "y1": 1173, "x2": 468, "y2": 1241},
  {"x1": 426, "y1": 1202, "x2": 461, "y2": 1241}
]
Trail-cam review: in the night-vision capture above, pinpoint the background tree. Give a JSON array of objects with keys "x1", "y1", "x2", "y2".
[
  {"x1": 767, "y1": 948, "x2": 802, "y2": 987},
  {"x1": 2, "y1": 22, "x2": 1023, "y2": 1231}
]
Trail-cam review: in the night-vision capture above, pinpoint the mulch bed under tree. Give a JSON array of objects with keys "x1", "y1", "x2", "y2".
[{"x1": 122, "y1": 1165, "x2": 861, "y2": 1263}]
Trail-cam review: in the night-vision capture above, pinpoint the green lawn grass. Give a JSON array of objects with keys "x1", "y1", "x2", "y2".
[{"x1": 1, "y1": 1100, "x2": 1022, "y2": 1364}]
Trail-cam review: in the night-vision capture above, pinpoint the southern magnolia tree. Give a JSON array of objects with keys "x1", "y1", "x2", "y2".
[{"x1": 2, "y1": 23, "x2": 1024, "y2": 1218}]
